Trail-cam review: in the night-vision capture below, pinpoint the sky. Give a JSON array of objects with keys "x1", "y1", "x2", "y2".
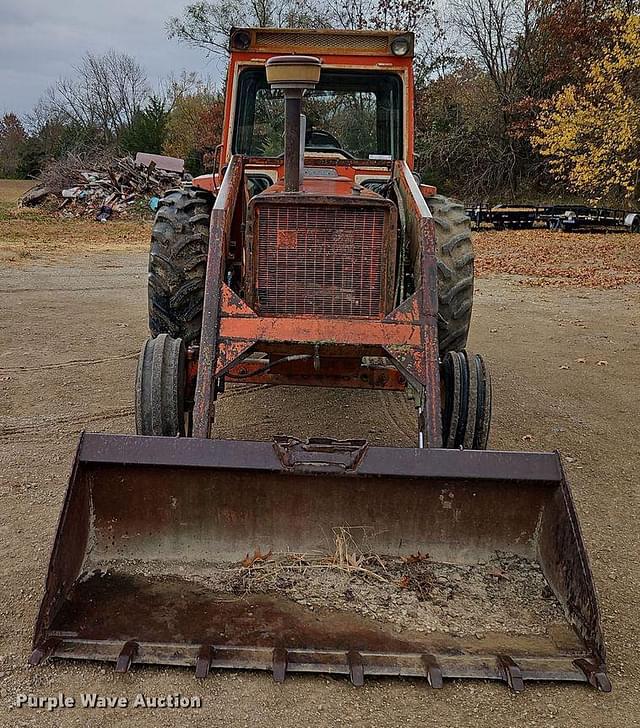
[{"x1": 0, "y1": 0, "x2": 227, "y2": 119}]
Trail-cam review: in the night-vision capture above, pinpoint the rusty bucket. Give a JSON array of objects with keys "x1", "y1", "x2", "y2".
[{"x1": 31, "y1": 433, "x2": 610, "y2": 691}]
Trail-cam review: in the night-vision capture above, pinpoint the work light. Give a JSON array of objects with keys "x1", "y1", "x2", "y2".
[{"x1": 391, "y1": 36, "x2": 410, "y2": 56}]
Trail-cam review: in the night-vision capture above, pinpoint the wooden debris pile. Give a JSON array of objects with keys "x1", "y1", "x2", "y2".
[{"x1": 19, "y1": 153, "x2": 185, "y2": 218}]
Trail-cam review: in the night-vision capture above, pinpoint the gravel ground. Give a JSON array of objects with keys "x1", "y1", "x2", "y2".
[{"x1": 0, "y1": 247, "x2": 639, "y2": 727}]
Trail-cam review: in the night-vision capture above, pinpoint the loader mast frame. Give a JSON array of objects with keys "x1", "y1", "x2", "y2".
[{"x1": 192, "y1": 157, "x2": 442, "y2": 445}]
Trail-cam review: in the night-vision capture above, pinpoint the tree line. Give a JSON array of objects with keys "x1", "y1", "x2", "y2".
[
  {"x1": 0, "y1": 52, "x2": 224, "y2": 179},
  {"x1": 1, "y1": 0, "x2": 638, "y2": 204}
]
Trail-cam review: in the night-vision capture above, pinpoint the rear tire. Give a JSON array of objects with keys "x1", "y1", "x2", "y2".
[
  {"x1": 135, "y1": 334, "x2": 186, "y2": 436},
  {"x1": 427, "y1": 195, "x2": 474, "y2": 354},
  {"x1": 148, "y1": 188, "x2": 213, "y2": 346}
]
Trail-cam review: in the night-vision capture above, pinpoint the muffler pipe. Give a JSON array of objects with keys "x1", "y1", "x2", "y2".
[{"x1": 266, "y1": 55, "x2": 322, "y2": 192}]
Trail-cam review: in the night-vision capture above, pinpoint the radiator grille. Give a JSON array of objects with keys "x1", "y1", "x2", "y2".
[{"x1": 256, "y1": 204, "x2": 387, "y2": 318}]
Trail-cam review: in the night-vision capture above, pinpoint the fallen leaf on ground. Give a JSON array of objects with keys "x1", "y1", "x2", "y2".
[
  {"x1": 473, "y1": 229, "x2": 640, "y2": 289},
  {"x1": 242, "y1": 548, "x2": 273, "y2": 568},
  {"x1": 488, "y1": 567, "x2": 509, "y2": 580},
  {"x1": 403, "y1": 551, "x2": 430, "y2": 564}
]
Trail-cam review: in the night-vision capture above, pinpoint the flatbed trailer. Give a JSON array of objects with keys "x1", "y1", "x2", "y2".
[
  {"x1": 539, "y1": 205, "x2": 640, "y2": 232},
  {"x1": 466, "y1": 202, "x2": 640, "y2": 232}
]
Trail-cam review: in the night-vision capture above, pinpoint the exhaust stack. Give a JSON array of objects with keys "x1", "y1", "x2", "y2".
[{"x1": 266, "y1": 55, "x2": 322, "y2": 192}]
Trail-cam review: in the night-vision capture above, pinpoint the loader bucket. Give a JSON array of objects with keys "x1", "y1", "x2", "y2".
[{"x1": 31, "y1": 433, "x2": 610, "y2": 691}]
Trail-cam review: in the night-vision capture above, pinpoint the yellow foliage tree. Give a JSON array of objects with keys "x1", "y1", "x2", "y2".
[{"x1": 534, "y1": 14, "x2": 640, "y2": 202}]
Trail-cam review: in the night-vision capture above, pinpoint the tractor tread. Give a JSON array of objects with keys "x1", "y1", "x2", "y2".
[
  {"x1": 135, "y1": 334, "x2": 186, "y2": 436},
  {"x1": 428, "y1": 195, "x2": 474, "y2": 353},
  {"x1": 148, "y1": 188, "x2": 214, "y2": 345}
]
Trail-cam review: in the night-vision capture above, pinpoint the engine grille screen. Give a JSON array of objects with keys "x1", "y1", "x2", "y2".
[{"x1": 256, "y1": 204, "x2": 387, "y2": 318}]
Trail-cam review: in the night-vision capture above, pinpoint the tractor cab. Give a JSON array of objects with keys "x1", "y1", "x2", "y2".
[{"x1": 192, "y1": 27, "x2": 418, "y2": 196}]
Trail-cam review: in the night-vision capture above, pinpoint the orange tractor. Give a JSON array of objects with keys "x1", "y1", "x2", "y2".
[
  {"x1": 32, "y1": 28, "x2": 610, "y2": 692},
  {"x1": 141, "y1": 29, "x2": 480, "y2": 446}
]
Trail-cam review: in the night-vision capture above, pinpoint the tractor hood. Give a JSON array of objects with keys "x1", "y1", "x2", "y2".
[{"x1": 258, "y1": 169, "x2": 385, "y2": 201}]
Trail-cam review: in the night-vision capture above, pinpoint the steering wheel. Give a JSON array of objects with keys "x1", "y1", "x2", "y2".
[{"x1": 305, "y1": 129, "x2": 355, "y2": 159}]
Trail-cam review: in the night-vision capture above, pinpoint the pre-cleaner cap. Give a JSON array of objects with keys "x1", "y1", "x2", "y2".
[{"x1": 265, "y1": 55, "x2": 322, "y2": 89}]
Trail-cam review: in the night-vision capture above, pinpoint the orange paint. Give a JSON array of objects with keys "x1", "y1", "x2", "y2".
[
  {"x1": 190, "y1": 31, "x2": 420, "y2": 195},
  {"x1": 219, "y1": 315, "x2": 421, "y2": 347}
]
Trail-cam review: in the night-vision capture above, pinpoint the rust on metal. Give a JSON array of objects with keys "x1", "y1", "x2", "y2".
[
  {"x1": 193, "y1": 155, "x2": 244, "y2": 438},
  {"x1": 247, "y1": 192, "x2": 397, "y2": 319},
  {"x1": 347, "y1": 650, "x2": 365, "y2": 687},
  {"x1": 421, "y1": 654, "x2": 443, "y2": 688},
  {"x1": 283, "y1": 90, "x2": 302, "y2": 192},
  {"x1": 385, "y1": 292, "x2": 420, "y2": 324},
  {"x1": 196, "y1": 644, "x2": 214, "y2": 679},
  {"x1": 221, "y1": 283, "x2": 258, "y2": 318},
  {"x1": 185, "y1": 345, "x2": 199, "y2": 405},
  {"x1": 573, "y1": 658, "x2": 612, "y2": 693},
  {"x1": 28, "y1": 637, "x2": 61, "y2": 666},
  {"x1": 219, "y1": 316, "x2": 419, "y2": 348},
  {"x1": 31, "y1": 433, "x2": 609, "y2": 690},
  {"x1": 392, "y1": 161, "x2": 442, "y2": 447},
  {"x1": 497, "y1": 654, "x2": 525, "y2": 692},
  {"x1": 273, "y1": 436, "x2": 368, "y2": 472},
  {"x1": 215, "y1": 340, "x2": 256, "y2": 377}
]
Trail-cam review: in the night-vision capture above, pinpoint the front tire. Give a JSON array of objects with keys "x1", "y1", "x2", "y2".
[
  {"x1": 135, "y1": 334, "x2": 186, "y2": 436},
  {"x1": 440, "y1": 350, "x2": 491, "y2": 449}
]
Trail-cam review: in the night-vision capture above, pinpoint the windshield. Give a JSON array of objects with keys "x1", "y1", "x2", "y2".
[{"x1": 233, "y1": 68, "x2": 403, "y2": 160}]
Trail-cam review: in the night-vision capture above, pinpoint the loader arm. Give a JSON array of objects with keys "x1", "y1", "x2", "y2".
[{"x1": 193, "y1": 155, "x2": 245, "y2": 438}]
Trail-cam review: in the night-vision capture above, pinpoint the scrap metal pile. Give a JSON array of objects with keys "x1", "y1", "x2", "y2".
[{"x1": 19, "y1": 152, "x2": 186, "y2": 219}]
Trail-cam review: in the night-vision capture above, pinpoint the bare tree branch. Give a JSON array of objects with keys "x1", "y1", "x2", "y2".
[{"x1": 40, "y1": 51, "x2": 150, "y2": 141}]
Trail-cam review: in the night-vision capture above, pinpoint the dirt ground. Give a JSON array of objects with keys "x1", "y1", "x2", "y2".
[
  {"x1": 0, "y1": 179, "x2": 149, "y2": 264},
  {"x1": 1, "y1": 180, "x2": 639, "y2": 726}
]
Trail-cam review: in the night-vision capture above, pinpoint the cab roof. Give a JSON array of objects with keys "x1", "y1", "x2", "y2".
[{"x1": 228, "y1": 27, "x2": 415, "y2": 58}]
